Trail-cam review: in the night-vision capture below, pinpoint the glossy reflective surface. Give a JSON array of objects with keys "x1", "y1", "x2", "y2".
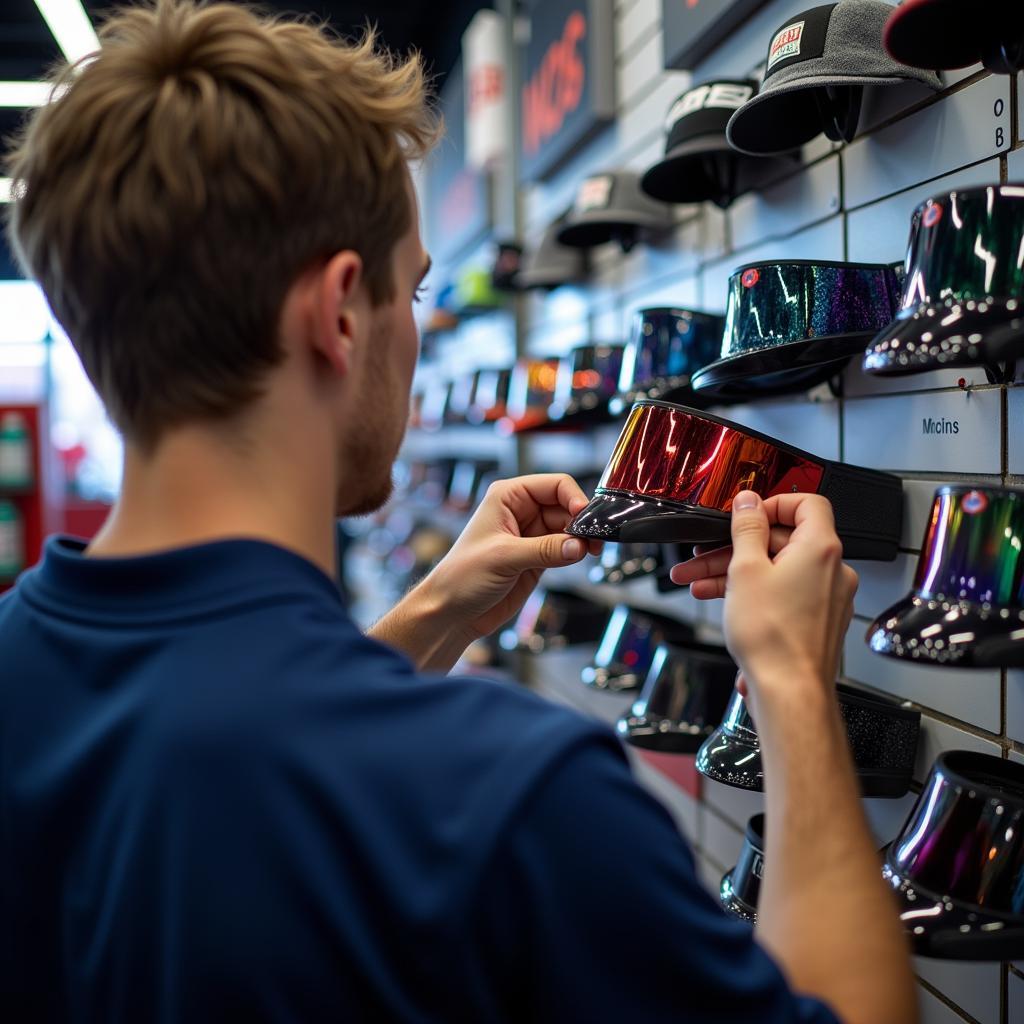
[
  {"x1": 588, "y1": 542, "x2": 661, "y2": 585},
  {"x1": 916, "y1": 488, "x2": 1024, "y2": 605},
  {"x1": 722, "y1": 261, "x2": 899, "y2": 358},
  {"x1": 616, "y1": 641, "x2": 735, "y2": 753},
  {"x1": 500, "y1": 589, "x2": 608, "y2": 653},
  {"x1": 720, "y1": 814, "x2": 765, "y2": 924},
  {"x1": 419, "y1": 381, "x2": 454, "y2": 432},
  {"x1": 698, "y1": 684, "x2": 920, "y2": 796},
  {"x1": 467, "y1": 368, "x2": 510, "y2": 424},
  {"x1": 696, "y1": 689, "x2": 762, "y2": 790},
  {"x1": 864, "y1": 185, "x2": 1024, "y2": 374},
  {"x1": 596, "y1": 402, "x2": 824, "y2": 509},
  {"x1": 581, "y1": 607, "x2": 693, "y2": 692},
  {"x1": 567, "y1": 401, "x2": 902, "y2": 558},
  {"x1": 868, "y1": 486, "x2": 1024, "y2": 667},
  {"x1": 618, "y1": 307, "x2": 723, "y2": 401},
  {"x1": 504, "y1": 357, "x2": 560, "y2": 432},
  {"x1": 883, "y1": 751, "x2": 1024, "y2": 959},
  {"x1": 444, "y1": 372, "x2": 478, "y2": 425},
  {"x1": 883, "y1": 1, "x2": 1024, "y2": 72},
  {"x1": 549, "y1": 343, "x2": 624, "y2": 422},
  {"x1": 445, "y1": 460, "x2": 498, "y2": 513}
]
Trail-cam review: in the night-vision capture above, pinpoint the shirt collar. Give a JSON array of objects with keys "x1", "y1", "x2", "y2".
[{"x1": 19, "y1": 535, "x2": 345, "y2": 625}]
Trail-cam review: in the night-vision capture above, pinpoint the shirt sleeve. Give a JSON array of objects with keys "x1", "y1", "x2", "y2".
[{"x1": 472, "y1": 734, "x2": 841, "y2": 1024}]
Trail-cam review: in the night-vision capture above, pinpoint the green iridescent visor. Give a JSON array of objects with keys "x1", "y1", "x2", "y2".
[
  {"x1": 692, "y1": 260, "x2": 900, "y2": 397},
  {"x1": 863, "y1": 184, "x2": 1024, "y2": 375},
  {"x1": 867, "y1": 486, "x2": 1024, "y2": 668}
]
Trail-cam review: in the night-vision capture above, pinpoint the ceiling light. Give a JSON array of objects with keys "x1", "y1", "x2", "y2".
[
  {"x1": 33, "y1": 0, "x2": 100, "y2": 63},
  {"x1": 0, "y1": 82, "x2": 54, "y2": 108}
]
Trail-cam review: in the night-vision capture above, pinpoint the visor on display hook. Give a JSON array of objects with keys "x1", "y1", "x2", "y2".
[
  {"x1": 566, "y1": 400, "x2": 904, "y2": 561},
  {"x1": 498, "y1": 357, "x2": 561, "y2": 434},
  {"x1": 588, "y1": 542, "x2": 662, "y2": 585},
  {"x1": 640, "y1": 79, "x2": 799, "y2": 209},
  {"x1": 466, "y1": 367, "x2": 511, "y2": 425},
  {"x1": 444, "y1": 459, "x2": 498, "y2": 513},
  {"x1": 696, "y1": 683, "x2": 920, "y2": 797},
  {"x1": 556, "y1": 171, "x2": 672, "y2": 254},
  {"x1": 581, "y1": 606, "x2": 695, "y2": 692},
  {"x1": 499, "y1": 588, "x2": 609, "y2": 653},
  {"x1": 883, "y1": 0, "x2": 1024, "y2": 75},
  {"x1": 517, "y1": 208, "x2": 590, "y2": 290},
  {"x1": 611, "y1": 307, "x2": 725, "y2": 415},
  {"x1": 443, "y1": 371, "x2": 479, "y2": 426},
  {"x1": 862, "y1": 185, "x2": 1024, "y2": 378},
  {"x1": 866, "y1": 486, "x2": 1024, "y2": 667},
  {"x1": 691, "y1": 260, "x2": 902, "y2": 398},
  {"x1": 615, "y1": 640, "x2": 736, "y2": 754},
  {"x1": 725, "y1": 0, "x2": 941, "y2": 156},
  {"x1": 720, "y1": 814, "x2": 765, "y2": 924},
  {"x1": 883, "y1": 751, "x2": 1024, "y2": 960},
  {"x1": 545, "y1": 343, "x2": 624, "y2": 428}
]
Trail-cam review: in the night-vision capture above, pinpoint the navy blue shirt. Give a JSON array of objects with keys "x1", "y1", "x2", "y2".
[{"x1": 0, "y1": 537, "x2": 838, "y2": 1023}]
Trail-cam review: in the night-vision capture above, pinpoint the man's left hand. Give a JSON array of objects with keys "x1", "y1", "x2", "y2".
[
  {"x1": 368, "y1": 474, "x2": 599, "y2": 672},
  {"x1": 422, "y1": 473, "x2": 600, "y2": 642}
]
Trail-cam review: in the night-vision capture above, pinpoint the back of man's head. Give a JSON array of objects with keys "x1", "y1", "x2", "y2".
[{"x1": 5, "y1": 0, "x2": 440, "y2": 449}]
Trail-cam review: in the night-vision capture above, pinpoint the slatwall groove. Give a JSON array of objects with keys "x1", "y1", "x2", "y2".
[
  {"x1": 917, "y1": 978, "x2": 986, "y2": 1024},
  {"x1": 614, "y1": 18, "x2": 659, "y2": 68}
]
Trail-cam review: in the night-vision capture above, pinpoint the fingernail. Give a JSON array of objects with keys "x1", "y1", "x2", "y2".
[
  {"x1": 733, "y1": 490, "x2": 759, "y2": 511},
  {"x1": 562, "y1": 539, "x2": 584, "y2": 560}
]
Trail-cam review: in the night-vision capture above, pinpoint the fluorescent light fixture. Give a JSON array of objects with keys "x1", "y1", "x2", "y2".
[
  {"x1": 0, "y1": 179, "x2": 13, "y2": 204},
  {"x1": 0, "y1": 81, "x2": 54, "y2": 108},
  {"x1": 33, "y1": 0, "x2": 100, "y2": 63}
]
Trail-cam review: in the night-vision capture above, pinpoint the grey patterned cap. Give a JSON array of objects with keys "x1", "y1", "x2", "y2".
[{"x1": 726, "y1": 0, "x2": 942, "y2": 155}]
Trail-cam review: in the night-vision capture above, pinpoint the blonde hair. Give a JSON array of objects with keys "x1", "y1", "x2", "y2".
[{"x1": 5, "y1": 0, "x2": 440, "y2": 446}]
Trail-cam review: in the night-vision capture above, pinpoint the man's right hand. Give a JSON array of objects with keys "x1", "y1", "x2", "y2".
[
  {"x1": 670, "y1": 491, "x2": 918, "y2": 1024},
  {"x1": 669, "y1": 490, "x2": 858, "y2": 711}
]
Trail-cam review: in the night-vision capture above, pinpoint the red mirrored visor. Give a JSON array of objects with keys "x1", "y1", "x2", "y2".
[
  {"x1": 503, "y1": 357, "x2": 560, "y2": 431},
  {"x1": 598, "y1": 401, "x2": 824, "y2": 510}
]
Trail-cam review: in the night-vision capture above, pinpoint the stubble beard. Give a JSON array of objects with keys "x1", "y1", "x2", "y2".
[{"x1": 335, "y1": 336, "x2": 408, "y2": 518}]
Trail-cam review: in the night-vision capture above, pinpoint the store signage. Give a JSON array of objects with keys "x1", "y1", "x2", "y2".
[
  {"x1": 662, "y1": 0, "x2": 771, "y2": 70},
  {"x1": 426, "y1": 57, "x2": 492, "y2": 262},
  {"x1": 844, "y1": 389, "x2": 999, "y2": 474},
  {"x1": 922, "y1": 417, "x2": 959, "y2": 435},
  {"x1": 520, "y1": 0, "x2": 614, "y2": 182},
  {"x1": 463, "y1": 10, "x2": 508, "y2": 170}
]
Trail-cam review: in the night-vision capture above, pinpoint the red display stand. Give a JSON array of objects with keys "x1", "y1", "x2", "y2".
[
  {"x1": 0, "y1": 401, "x2": 60, "y2": 592},
  {"x1": 636, "y1": 749, "x2": 702, "y2": 799}
]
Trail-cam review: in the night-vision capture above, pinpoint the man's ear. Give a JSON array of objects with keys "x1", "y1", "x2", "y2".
[{"x1": 315, "y1": 250, "x2": 364, "y2": 375}]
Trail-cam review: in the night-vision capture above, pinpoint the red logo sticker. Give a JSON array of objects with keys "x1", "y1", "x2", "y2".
[
  {"x1": 923, "y1": 203, "x2": 943, "y2": 228},
  {"x1": 741, "y1": 268, "x2": 760, "y2": 288},
  {"x1": 961, "y1": 490, "x2": 988, "y2": 515}
]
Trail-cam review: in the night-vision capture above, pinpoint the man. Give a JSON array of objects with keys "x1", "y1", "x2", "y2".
[{"x1": 0, "y1": 2, "x2": 916, "y2": 1021}]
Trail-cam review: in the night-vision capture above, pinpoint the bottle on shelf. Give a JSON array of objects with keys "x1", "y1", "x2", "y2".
[
  {"x1": 0, "y1": 499, "x2": 25, "y2": 579},
  {"x1": 0, "y1": 411, "x2": 34, "y2": 490}
]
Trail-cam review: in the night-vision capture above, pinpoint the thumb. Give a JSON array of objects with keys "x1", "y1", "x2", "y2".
[
  {"x1": 503, "y1": 533, "x2": 587, "y2": 573},
  {"x1": 729, "y1": 490, "x2": 771, "y2": 565}
]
